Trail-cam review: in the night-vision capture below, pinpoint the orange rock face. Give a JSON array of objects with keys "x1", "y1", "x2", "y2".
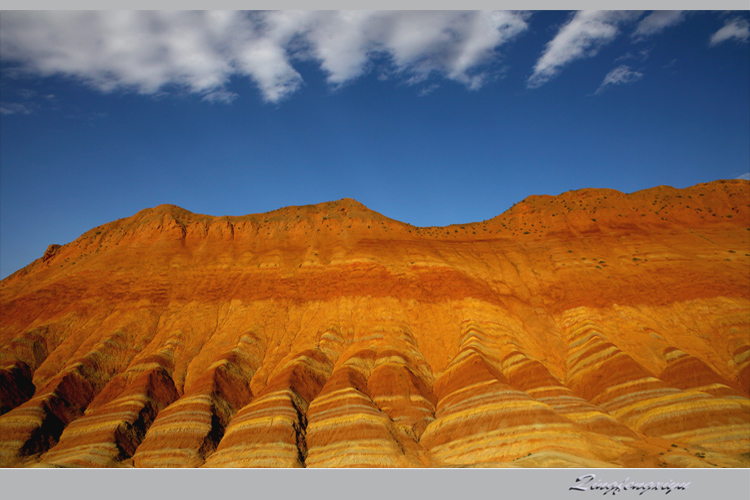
[{"x1": 1, "y1": 180, "x2": 748, "y2": 468}]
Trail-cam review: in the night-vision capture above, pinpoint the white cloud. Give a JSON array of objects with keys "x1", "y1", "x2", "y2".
[
  {"x1": 528, "y1": 10, "x2": 640, "y2": 89},
  {"x1": 0, "y1": 10, "x2": 530, "y2": 104},
  {"x1": 736, "y1": 173, "x2": 750, "y2": 181},
  {"x1": 710, "y1": 17, "x2": 750, "y2": 46},
  {"x1": 595, "y1": 65, "x2": 643, "y2": 94},
  {"x1": 632, "y1": 11, "x2": 686, "y2": 40},
  {"x1": 1, "y1": 12, "x2": 237, "y2": 93},
  {"x1": 308, "y1": 10, "x2": 533, "y2": 92}
]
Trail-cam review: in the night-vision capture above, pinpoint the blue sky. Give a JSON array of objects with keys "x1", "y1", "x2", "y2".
[{"x1": 1, "y1": 10, "x2": 749, "y2": 279}]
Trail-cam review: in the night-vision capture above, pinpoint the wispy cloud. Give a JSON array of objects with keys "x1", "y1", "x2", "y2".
[
  {"x1": 632, "y1": 11, "x2": 686, "y2": 40},
  {"x1": 417, "y1": 83, "x2": 440, "y2": 97},
  {"x1": 710, "y1": 17, "x2": 750, "y2": 46},
  {"x1": 736, "y1": 173, "x2": 750, "y2": 181},
  {"x1": 0, "y1": 11, "x2": 530, "y2": 104},
  {"x1": 202, "y1": 89, "x2": 238, "y2": 104},
  {"x1": 614, "y1": 48, "x2": 650, "y2": 63},
  {"x1": 527, "y1": 10, "x2": 640, "y2": 89},
  {"x1": 17, "y1": 88, "x2": 37, "y2": 99},
  {"x1": 595, "y1": 65, "x2": 643, "y2": 94},
  {"x1": 0, "y1": 87, "x2": 41, "y2": 115},
  {"x1": 0, "y1": 102, "x2": 34, "y2": 115}
]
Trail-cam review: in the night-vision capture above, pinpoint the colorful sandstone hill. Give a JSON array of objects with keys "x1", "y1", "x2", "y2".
[{"x1": 1, "y1": 179, "x2": 748, "y2": 468}]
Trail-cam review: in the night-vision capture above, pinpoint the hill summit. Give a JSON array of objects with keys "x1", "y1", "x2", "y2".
[{"x1": 1, "y1": 180, "x2": 748, "y2": 468}]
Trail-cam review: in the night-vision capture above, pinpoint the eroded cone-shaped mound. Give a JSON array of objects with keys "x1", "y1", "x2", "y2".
[
  {"x1": 562, "y1": 310, "x2": 750, "y2": 455},
  {"x1": 501, "y1": 350, "x2": 639, "y2": 442},
  {"x1": 306, "y1": 353, "x2": 414, "y2": 468},
  {"x1": 1, "y1": 181, "x2": 749, "y2": 467},
  {"x1": 202, "y1": 349, "x2": 331, "y2": 468},
  {"x1": 38, "y1": 362, "x2": 179, "y2": 467},
  {"x1": 368, "y1": 349, "x2": 437, "y2": 442},
  {"x1": 420, "y1": 342, "x2": 632, "y2": 466},
  {"x1": 660, "y1": 348, "x2": 745, "y2": 399}
]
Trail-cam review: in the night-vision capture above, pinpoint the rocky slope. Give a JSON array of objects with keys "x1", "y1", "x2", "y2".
[{"x1": 0, "y1": 179, "x2": 748, "y2": 468}]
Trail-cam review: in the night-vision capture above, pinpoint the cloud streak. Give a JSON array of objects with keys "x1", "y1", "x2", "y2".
[
  {"x1": 0, "y1": 11, "x2": 530, "y2": 103},
  {"x1": 710, "y1": 17, "x2": 750, "y2": 46},
  {"x1": 527, "y1": 10, "x2": 640, "y2": 89},
  {"x1": 632, "y1": 11, "x2": 686, "y2": 40},
  {"x1": 595, "y1": 65, "x2": 643, "y2": 94}
]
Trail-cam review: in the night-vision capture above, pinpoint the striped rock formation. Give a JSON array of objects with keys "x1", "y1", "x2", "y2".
[{"x1": 1, "y1": 179, "x2": 748, "y2": 468}]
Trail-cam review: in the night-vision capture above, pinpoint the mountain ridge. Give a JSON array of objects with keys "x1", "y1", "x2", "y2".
[{"x1": 4, "y1": 179, "x2": 747, "y2": 286}]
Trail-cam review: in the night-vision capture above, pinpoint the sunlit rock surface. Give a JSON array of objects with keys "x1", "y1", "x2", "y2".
[{"x1": 1, "y1": 180, "x2": 748, "y2": 468}]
